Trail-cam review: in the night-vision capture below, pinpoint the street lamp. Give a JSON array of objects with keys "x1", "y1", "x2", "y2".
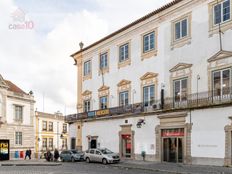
[{"x1": 197, "y1": 75, "x2": 200, "y2": 106}]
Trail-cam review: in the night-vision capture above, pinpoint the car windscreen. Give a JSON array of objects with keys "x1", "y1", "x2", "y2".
[
  {"x1": 71, "y1": 150, "x2": 78, "y2": 154},
  {"x1": 100, "y1": 149, "x2": 113, "y2": 154}
]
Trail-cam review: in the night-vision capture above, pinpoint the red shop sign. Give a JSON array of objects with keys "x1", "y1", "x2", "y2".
[{"x1": 161, "y1": 128, "x2": 184, "y2": 137}]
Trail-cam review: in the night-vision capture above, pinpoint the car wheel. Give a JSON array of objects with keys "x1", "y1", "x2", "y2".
[
  {"x1": 71, "y1": 157, "x2": 75, "y2": 162},
  {"x1": 102, "y1": 158, "x2": 107, "y2": 165},
  {"x1": 86, "y1": 157, "x2": 90, "y2": 163}
]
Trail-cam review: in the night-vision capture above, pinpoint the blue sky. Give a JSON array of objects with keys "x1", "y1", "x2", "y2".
[{"x1": 0, "y1": 0, "x2": 172, "y2": 114}]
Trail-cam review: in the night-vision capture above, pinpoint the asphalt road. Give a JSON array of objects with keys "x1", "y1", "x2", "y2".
[{"x1": 0, "y1": 162, "x2": 166, "y2": 174}]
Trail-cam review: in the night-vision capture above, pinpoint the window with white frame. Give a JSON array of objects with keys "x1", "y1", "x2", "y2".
[
  {"x1": 119, "y1": 43, "x2": 129, "y2": 62},
  {"x1": 48, "y1": 138, "x2": 53, "y2": 149},
  {"x1": 42, "y1": 138, "x2": 47, "y2": 148},
  {"x1": 84, "y1": 100, "x2": 91, "y2": 112},
  {"x1": 100, "y1": 52, "x2": 108, "y2": 69},
  {"x1": 143, "y1": 85, "x2": 155, "y2": 107},
  {"x1": 212, "y1": 68, "x2": 231, "y2": 96},
  {"x1": 213, "y1": 0, "x2": 231, "y2": 25},
  {"x1": 48, "y1": 122, "x2": 53, "y2": 131},
  {"x1": 63, "y1": 123, "x2": 67, "y2": 133},
  {"x1": 84, "y1": 60, "x2": 91, "y2": 76},
  {"x1": 15, "y1": 105, "x2": 23, "y2": 121},
  {"x1": 42, "y1": 121, "x2": 47, "y2": 131},
  {"x1": 100, "y1": 96, "x2": 108, "y2": 109},
  {"x1": 15, "y1": 132, "x2": 22, "y2": 145},
  {"x1": 143, "y1": 32, "x2": 155, "y2": 53},
  {"x1": 174, "y1": 18, "x2": 188, "y2": 40},
  {"x1": 119, "y1": 91, "x2": 129, "y2": 106},
  {"x1": 174, "y1": 78, "x2": 188, "y2": 102}
]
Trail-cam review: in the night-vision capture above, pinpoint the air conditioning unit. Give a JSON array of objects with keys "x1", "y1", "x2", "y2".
[
  {"x1": 144, "y1": 103, "x2": 161, "y2": 112},
  {"x1": 152, "y1": 103, "x2": 161, "y2": 110}
]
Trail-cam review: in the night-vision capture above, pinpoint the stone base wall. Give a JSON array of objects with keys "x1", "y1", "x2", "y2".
[
  {"x1": 134, "y1": 154, "x2": 156, "y2": 161},
  {"x1": 192, "y1": 157, "x2": 224, "y2": 166}
]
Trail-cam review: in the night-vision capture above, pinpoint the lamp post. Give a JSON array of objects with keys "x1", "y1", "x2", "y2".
[{"x1": 197, "y1": 75, "x2": 200, "y2": 106}]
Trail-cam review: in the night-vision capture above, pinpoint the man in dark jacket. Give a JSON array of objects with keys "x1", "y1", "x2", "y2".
[
  {"x1": 54, "y1": 149, "x2": 59, "y2": 162},
  {"x1": 24, "y1": 149, "x2": 30, "y2": 160}
]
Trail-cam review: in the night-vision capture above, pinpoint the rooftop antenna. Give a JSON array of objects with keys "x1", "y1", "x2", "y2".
[{"x1": 216, "y1": 0, "x2": 224, "y2": 51}]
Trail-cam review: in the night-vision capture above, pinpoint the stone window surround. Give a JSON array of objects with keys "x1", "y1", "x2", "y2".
[
  {"x1": 155, "y1": 112, "x2": 192, "y2": 164},
  {"x1": 98, "y1": 49, "x2": 110, "y2": 75},
  {"x1": 169, "y1": 63, "x2": 192, "y2": 99},
  {"x1": 208, "y1": 0, "x2": 232, "y2": 36},
  {"x1": 98, "y1": 85, "x2": 110, "y2": 109},
  {"x1": 117, "y1": 80, "x2": 131, "y2": 106},
  {"x1": 82, "y1": 90, "x2": 92, "y2": 111},
  {"x1": 119, "y1": 124, "x2": 135, "y2": 159},
  {"x1": 118, "y1": 40, "x2": 131, "y2": 69},
  {"x1": 15, "y1": 131, "x2": 23, "y2": 146},
  {"x1": 171, "y1": 12, "x2": 192, "y2": 49},
  {"x1": 13, "y1": 104, "x2": 24, "y2": 123},
  {"x1": 140, "y1": 72, "x2": 159, "y2": 104},
  {"x1": 141, "y1": 28, "x2": 158, "y2": 60},
  {"x1": 83, "y1": 59, "x2": 92, "y2": 81}
]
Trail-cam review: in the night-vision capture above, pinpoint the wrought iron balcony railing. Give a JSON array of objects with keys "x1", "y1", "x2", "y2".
[{"x1": 65, "y1": 88, "x2": 232, "y2": 123}]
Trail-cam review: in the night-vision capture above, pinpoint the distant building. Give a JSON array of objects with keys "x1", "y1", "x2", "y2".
[
  {"x1": 35, "y1": 111, "x2": 69, "y2": 158},
  {"x1": 0, "y1": 74, "x2": 35, "y2": 159}
]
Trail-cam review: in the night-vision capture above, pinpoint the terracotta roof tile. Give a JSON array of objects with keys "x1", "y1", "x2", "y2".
[
  {"x1": 71, "y1": 0, "x2": 183, "y2": 57},
  {"x1": 4, "y1": 80, "x2": 27, "y2": 95}
]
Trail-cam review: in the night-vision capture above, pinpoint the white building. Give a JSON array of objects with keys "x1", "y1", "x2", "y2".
[
  {"x1": 35, "y1": 111, "x2": 69, "y2": 158},
  {"x1": 0, "y1": 74, "x2": 35, "y2": 159},
  {"x1": 67, "y1": 0, "x2": 232, "y2": 166}
]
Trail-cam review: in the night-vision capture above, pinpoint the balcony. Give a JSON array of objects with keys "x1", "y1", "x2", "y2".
[{"x1": 65, "y1": 88, "x2": 232, "y2": 123}]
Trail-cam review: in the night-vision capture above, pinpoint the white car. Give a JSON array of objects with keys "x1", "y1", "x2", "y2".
[{"x1": 84, "y1": 148, "x2": 120, "y2": 164}]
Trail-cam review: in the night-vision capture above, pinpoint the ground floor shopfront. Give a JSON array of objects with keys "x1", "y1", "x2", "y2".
[{"x1": 69, "y1": 106, "x2": 232, "y2": 166}]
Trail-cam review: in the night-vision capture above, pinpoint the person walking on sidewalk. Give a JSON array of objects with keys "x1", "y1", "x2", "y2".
[
  {"x1": 28, "y1": 148, "x2": 32, "y2": 159},
  {"x1": 54, "y1": 149, "x2": 59, "y2": 162},
  {"x1": 24, "y1": 149, "x2": 30, "y2": 160}
]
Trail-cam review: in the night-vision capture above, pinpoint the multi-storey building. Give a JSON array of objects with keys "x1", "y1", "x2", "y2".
[
  {"x1": 66, "y1": 0, "x2": 232, "y2": 166},
  {"x1": 35, "y1": 111, "x2": 69, "y2": 158},
  {"x1": 0, "y1": 74, "x2": 35, "y2": 159}
]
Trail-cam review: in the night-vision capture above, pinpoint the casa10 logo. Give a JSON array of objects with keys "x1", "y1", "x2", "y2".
[{"x1": 9, "y1": 8, "x2": 34, "y2": 30}]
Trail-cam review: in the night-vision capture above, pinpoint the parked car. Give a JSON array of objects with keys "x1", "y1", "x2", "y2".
[
  {"x1": 60, "y1": 150, "x2": 84, "y2": 162},
  {"x1": 84, "y1": 148, "x2": 120, "y2": 164}
]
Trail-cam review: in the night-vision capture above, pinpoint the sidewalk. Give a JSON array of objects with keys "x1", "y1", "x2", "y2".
[
  {"x1": 111, "y1": 160, "x2": 232, "y2": 174},
  {"x1": 0, "y1": 159, "x2": 61, "y2": 166}
]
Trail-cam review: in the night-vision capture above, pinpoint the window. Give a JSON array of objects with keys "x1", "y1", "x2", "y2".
[
  {"x1": 213, "y1": 69, "x2": 231, "y2": 96},
  {"x1": 84, "y1": 100, "x2": 91, "y2": 112},
  {"x1": 90, "y1": 149, "x2": 95, "y2": 154},
  {"x1": 84, "y1": 60, "x2": 91, "y2": 76},
  {"x1": 96, "y1": 150, "x2": 101, "y2": 155},
  {"x1": 15, "y1": 132, "x2": 22, "y2": 145},
  {"x1": 42, "y1": 121, "x2": 47, "y2": 131},
  {"x1": 119, "y1": 91, "x2": 129, "y2": 106},
  {"x1": 15, "y1": 105, "x2": 23, "y2": 121},
  {"x1": 63, "y1": 123, "x2": 67, "y2": 133},
  {"x1": 143, "y1": 32, "x2": 155, "y2": 53},
  {"x1": 48, "y1": 122, "x2": 53, "y2": 131},
  {"x1": 48, "y1": 138, "x2": 53, "y2": 149},
  {"x1": 100, "y1": 96, "x2": 108, "y2": 109},
  {"x1": 100, "y1": 52, "x2": 108, "y2": 69},
  {"x1": 42, "y1": 138, "x2": 47, "y2": 148},
  {"x1": 214, "y1": 0, "x2": 231, "y2": 25},
  {"x1": 119, "y1": 43, "x2": 129, "y2": 62},
  {"x1": 143, "y1": 85, "x2": 155, "y2": 107},
  {"x1": 174, "y1": 78, "x2": 188, "y2": 102},
  {"x1": 175, "y1": 18, "x2": 188, "y2": 40}
]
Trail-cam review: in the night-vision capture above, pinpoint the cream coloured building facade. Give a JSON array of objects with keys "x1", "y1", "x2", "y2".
[
  {"x1": 67, "y1": 0, "x2": 232, "y2": 166},
  {"x1": 0, "y1": 74, "x2": 35, "y2": 159},
  {"x1": 35, "y1": 111, "x2": 69, "y2": 158}
]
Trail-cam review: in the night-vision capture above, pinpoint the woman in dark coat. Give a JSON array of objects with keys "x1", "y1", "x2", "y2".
[{"x1": 54, "y1": 149, "x2": 59, "y2": 162}]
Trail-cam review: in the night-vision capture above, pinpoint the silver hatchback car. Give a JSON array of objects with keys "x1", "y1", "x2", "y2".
[{"x1": 84, "y1": 148, "x2": 120, "y2": 164}]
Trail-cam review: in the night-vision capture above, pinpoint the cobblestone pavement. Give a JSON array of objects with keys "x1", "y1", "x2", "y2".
[{"x1": 0, "y1": 162, "x2": 166, "y2": 174}]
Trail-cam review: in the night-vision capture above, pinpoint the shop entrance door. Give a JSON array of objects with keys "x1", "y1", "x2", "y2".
[
  {"x1": 90, "y1": 139, "x2": 97, "y2": 149},
  {"x1": 121, "y1": 134, "x2": 131, "y2": 158},
  {"x1": 162, "y1": 128, "x2": 184, "y2": 163}
]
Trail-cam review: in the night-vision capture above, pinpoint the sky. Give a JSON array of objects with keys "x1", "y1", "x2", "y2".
[{"x1": 0, "y1": 0, "x2": 172, "y2": 115}]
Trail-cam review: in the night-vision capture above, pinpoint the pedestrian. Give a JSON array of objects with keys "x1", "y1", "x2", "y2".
[
  {"x1": 28, "y1": 148, "x2": 32, "y2": 160},
  {"x1": 24, "y1": 149, "x2": 30, "y2": 160},
  {"x1": 54, "y1": 149, "x2": 59, "y2": 162}
]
